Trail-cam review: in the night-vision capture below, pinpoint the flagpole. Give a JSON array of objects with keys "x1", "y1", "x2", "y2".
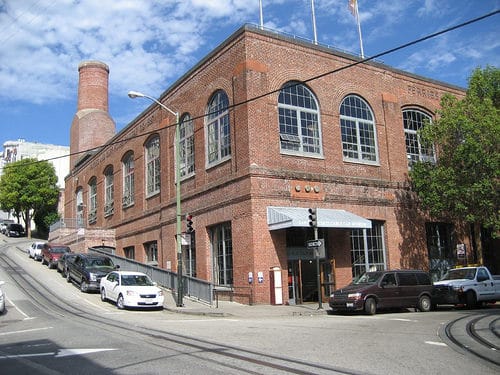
[
  {"x1": 259, "y1": 0, "x2": 264, "y2": 29},
  {"x1": 354, "y1": 0, "x2": 365, "y2": 58},
  {"x1": 311, "y1": 0, "x2": 318, "y2": 44}
]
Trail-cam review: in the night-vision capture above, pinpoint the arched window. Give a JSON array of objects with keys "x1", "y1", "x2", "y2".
[
  {"x1": 88, "y1": 177, "x2": 97, "y2": 224},
  {"x1": 122, "y1": 152, "x2": 134, "y2": 207},
  {"x1": 278, "y1": 82, "x2": 322, "y2": 156},
  {"x1": 339, "y1": 95, "x2": 378, "y2": 163},
  {"x1": 145, "y1": 136, "x2": 160, "y2": 196},
  {"x1": 402, "y1": 109, "x2": 435, "y2": 168},
  {"x1": 103, "y1": 165, "x2": 114, "y2": 216},
  {"x1": 206, "y1": 90, "x2": 231, "y2": 166},
  {"x1": 179, "y1": 114, "x2": 195, "y2": 178}
]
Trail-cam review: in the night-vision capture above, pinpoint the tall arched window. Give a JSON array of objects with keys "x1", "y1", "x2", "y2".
[
  {"x1": 88, "y1": 177, "x2": 97, "y2": 224},
  {"x1": 278, "y1": 82, "x2": 322, "y2": 156},
  {"x1": 179, "y1": 113, "x2": 195, "y2": 178},
  {"x1": 339, "y1": 95, "x2": 378, "y2": 163},
  {"x1": 122, "y1": 152, "x2": 134, "y2": 207},
  {"x1": 145, "y1": 136, "x2": 160, "y2": 196},
  {"x1": 104, "y1": 165, "x2": 114, "y2": 216},
  {"x1": 402, "y1": 109, "x2": 435, "y2": 168},
  {"x1": 206, "y1": 90, "x2": 231, "y2": 166},
  {"x1": 75, "y1": 188, "x2": 83, "y2": 228}
]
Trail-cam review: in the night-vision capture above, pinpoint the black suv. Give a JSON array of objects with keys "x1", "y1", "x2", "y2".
[
  {"x1": 329, "y1": 270, "x2": 434, "y2": 315},
  {"x1": 66, "y1": 253, "x2": 118, "y2": 292},
  {"x1": 5, "y1": 223, "x2": 25, "y2": 237}
]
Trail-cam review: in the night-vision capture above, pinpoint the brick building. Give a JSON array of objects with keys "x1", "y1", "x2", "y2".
[{"x1": 53, "y1": 24, "x2": 469, "y2": 305}]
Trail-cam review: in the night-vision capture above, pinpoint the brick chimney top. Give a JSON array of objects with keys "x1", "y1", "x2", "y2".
[{"x1": 77, "y1": 60, "x2": 110, "y2": 112}]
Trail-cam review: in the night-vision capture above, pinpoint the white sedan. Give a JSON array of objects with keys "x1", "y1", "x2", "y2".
[{"x1": 100, "y1": 271, "x2": 164, "y2": 310}]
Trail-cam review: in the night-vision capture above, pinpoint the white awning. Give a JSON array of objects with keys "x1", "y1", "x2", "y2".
[{"x1": 267, "y1": 206, "x2": 372, "y2": 230}]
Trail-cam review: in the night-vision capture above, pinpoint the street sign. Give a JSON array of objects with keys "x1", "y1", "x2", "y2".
[{"x1": 306, "y1": 239, "x2": 322, "y2": 248}]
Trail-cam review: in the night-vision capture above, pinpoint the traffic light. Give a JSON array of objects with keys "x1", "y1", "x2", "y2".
[
  {"x1": 308, "y1": 208, "x2": 317, "y2": 227},
  {"x1": 186, "y1": 214, "x2": 194, "y2": 233}
]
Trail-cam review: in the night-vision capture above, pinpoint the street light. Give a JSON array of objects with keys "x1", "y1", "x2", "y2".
[{"x1": 128, "y1": 90, "x2": 184, "y2": 307}]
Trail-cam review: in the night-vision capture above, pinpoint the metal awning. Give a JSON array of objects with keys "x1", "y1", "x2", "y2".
[{"x1": 267, "y1": 206, "x2": 372, "y2": 230}]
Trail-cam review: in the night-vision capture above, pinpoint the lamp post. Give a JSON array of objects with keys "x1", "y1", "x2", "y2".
[{"x1": 128, "y1": 90, "x2": 184, "y2": 307}]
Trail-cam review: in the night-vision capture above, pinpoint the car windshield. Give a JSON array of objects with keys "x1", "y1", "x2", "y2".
[
  {"x1": 51, "y1": 247, "x2": 70, "y2": 253},
  {"x1": 440, "y1": 268, "x2": 476, "y2": 281},
  {"x1": 353, "y1": 272, "x2": 383, "y2": 285},
  {"x1": 121, "y1": 275, "x2": 154, "y2": 286},
  {"x1": 85, "y1": 258, "x2": 114, "y2": 268}
]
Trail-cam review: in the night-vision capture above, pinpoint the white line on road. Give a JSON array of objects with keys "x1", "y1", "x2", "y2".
[
  {"x1": 0, "y1": 326, "x2": 53, "y2": 336},
  {"x1": 425, "y1": 341, "x2": 447, "y2": 346}
]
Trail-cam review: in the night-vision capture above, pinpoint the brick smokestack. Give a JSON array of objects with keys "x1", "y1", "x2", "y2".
[{"x1": 70, "y1": 60, "x2": 115, "y2": 170}]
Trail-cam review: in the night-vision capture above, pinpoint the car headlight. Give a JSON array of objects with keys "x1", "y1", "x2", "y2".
[
  {"x1": 158, "y1": 290, "x2": 164, "y2": 297},
  {"x1": 347, "y1": 292, "x2": 362, "y2": 299},
  {"x1": 89, "y1": 273, "x2": 97, "y2": 281},
  {"x1": 125, "y1": 290, "x2": 139, "y2": 297}
]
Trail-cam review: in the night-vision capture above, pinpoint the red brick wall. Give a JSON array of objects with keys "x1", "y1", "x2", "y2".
[{"x1": 63, "y1": 26, "x2": 465, "y2": 304}]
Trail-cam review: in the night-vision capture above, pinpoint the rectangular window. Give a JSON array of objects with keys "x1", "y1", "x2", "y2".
[
  {"x1": 124, "y1": 246, "x2": 135, "y2": 260},
  {"x1": 350, "y1": 221, "x2": 386, "y2": 279},
  {"x1": 426, "y1": 222, "x2": 455, "y2": 281},
  {"x1": 144, "y1": 241, "x2": 158, "y2": 266},
  {"x1": 211, "y1": 223, "x2": 233, "y2": 286},
  {"x1": 88, "y1": 180, "x2": 97, "y2": 224},
  {"x1": 104, "y1": 170, "x2": 114, "y2": 216}
]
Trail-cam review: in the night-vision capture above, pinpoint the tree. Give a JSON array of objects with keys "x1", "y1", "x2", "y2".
[
  {"x1": 0, "y1": 158, "x2": 60, "y2": 238},
  {"x1": 410, "y1": 66, "x2": 500, "y2": 264}
]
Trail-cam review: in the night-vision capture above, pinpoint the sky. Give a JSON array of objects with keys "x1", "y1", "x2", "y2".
[{"x1": 0, "y1": 0, "x2": 499, "y2": 148}]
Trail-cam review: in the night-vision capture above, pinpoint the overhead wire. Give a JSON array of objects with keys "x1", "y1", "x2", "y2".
[{"x1": 3, "y1": 9, "x2": 499, "y2": 170}]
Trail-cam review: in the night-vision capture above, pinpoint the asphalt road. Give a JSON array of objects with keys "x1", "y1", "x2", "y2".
[{"x1": 1, "y1": 238, "x2": 499, "y2": 374}]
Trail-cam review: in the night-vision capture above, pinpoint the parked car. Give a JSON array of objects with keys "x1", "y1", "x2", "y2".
[
  {"x1": 66, "y1": 253, "x2": 118, "y2": 292},
  {"x1": 329, "y1": 269, "x2": 434, "y2": 315},
  {"x1": 100, "y1": 271, "x2": 164, "y2": 310},
  {"x1": 433, "y1": 266, "x2": 500, "y2": 308},
  {"x1": 5, "y1": 223, "x2": 25, "y2": 237},
  {"x1": 0, "y1": 281, "x2": 5, "y2": 314},
  {"x1": 57, "y1": 252, "x2": 78, "y2": 277},
  {"x1": 41, "y1": 243, "x2": 71, "y2": 269},
  {"x1": 0, "y1": 219, "x2": 14, "y2": 234},
  {"x1": 28, "y1": 241, "x2": 46, "y2": 261}
]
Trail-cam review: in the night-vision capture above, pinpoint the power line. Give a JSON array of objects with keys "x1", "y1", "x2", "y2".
[{"x1": 4, "y1": 10, "x2": 499, "y2": 169}]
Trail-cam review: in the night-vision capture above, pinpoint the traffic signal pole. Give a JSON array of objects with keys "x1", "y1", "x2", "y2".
[{"x1": 308, "y1": 208, "x2": 322, "y2": 310}]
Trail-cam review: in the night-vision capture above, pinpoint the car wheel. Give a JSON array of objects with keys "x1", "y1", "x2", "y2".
[
  {"x1": 80, "y1": 280, "x2": 89, "y2": 293},
  {"x1": 116, "y1": 294, "x2": 125, "y2": 310},
  {"x1": 100, "y1": 288, "x2": 107, "y2": 302},
  {"x1": 364, "y1": 297, "x2": 377, "y2": 315},
  {"x1": 41, "y1": 257, "x2": 46, "y2": 265},
  {"x1": 417, "y1": 295, "x2": 431, "y2": 312},
  {"x1": 466, "y1": 291, "x2": 477, "y2": 309}
]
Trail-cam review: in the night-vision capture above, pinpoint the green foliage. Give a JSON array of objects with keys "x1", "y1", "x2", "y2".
[
  {"x1": 410, "y1": 67, "x2": 500, "y2": 236},
  {"x1": 0, "y1": 158, "x2": 60, "y2": 235}
]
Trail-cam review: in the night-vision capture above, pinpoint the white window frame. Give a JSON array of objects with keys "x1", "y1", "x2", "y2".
[
  {"x1": 339, "y1": 95, "x2": 378, "y2": 164},
  {"x1": 104, "y1": 166, "x2": 114, "y2": 216},
  {"x1": 211, "y1": 223, "x2": 233, "y2": 286},
  {"x1": 145, "y1": 136, "x2": 160, "y2": 197},
  {"x1": 122, "y1": 152, "x2": 135, "y2": 207},
  {"x1": 178, "y1": 114, "x2": 195, "y2": 179},
  {"x1": 205, "y1": 91, "x2": 231, "y2": 167},
  {"x1": 403, "y1": 109, "x2": 435, "y2": 168},
  {"x1": 88, "y1": 177, "x2": 97, "y2": 224},
  {"x1": 350, "y1": 221, "x2": 387, "y2": 280},
  {"x1": 278, "y1": 82, "x2": 323, "y2": 157}
]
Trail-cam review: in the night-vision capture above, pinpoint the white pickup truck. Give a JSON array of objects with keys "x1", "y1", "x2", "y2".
[{"x1": 433, "y1": 266, "x2": 500, "y2": 308}]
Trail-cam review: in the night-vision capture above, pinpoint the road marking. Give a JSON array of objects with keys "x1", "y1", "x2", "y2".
[
  {"x1": 0, "y1": 348, "x2": 117, "y2": 360},
  {"x1": 0, "y1": 327, "x2": 53, "y2": 336},
  {"x1": 5, "y1": 297, "x2": 32, "y2": 319},
  {"x1": 425, "y1": 341, "x2": 447, "y2": 346},
  {"x1": 389, "y1": 318, "x2": 417, "y2": 322}
]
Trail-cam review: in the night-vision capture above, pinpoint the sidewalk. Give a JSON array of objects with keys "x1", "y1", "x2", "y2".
[{"x1": 162, "y1": 290, "x2": 328, "y2": 318}]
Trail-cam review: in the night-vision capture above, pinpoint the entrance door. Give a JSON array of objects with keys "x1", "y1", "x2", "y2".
[{"x1": 288, "y1": 259, "x2": 320, "y2": 304}]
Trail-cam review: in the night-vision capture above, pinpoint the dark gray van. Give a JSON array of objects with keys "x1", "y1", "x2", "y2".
[{"x1": 329, "y1": 270, "x2": 433, "y2": 315}]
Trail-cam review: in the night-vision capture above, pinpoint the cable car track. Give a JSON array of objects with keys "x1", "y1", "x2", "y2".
[
  {"x1": 442, "y1": 311, "x2": 500, "y2": 369},
  {"x1": 1, "y1": 246, "x2": 367, "y2": 375}
]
